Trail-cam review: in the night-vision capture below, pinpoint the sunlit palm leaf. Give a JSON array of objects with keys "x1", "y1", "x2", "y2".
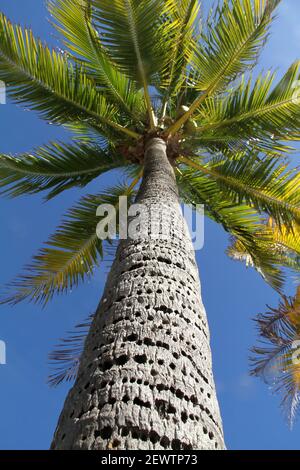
[
  {"x1": 177, "y1": 167, "x2": 284, "y2": 291},
  {"x1": 0, "y1": 184, "x2": 137, "y2": 307},
  {"x1": 0, "y1": 141, "x2": 127, "y2": 200},
  {"x1": 165, "y1": 0, "x2": 281, "y2": 135},
  {"x1": 228, "y1": 219, "x2": 300, "y2": 282},
  {"x1": 270, "y1": 220, "x2": 300, "y2": 257},
  {"x1": 91, "y1": 0, "x2": 178, "y2": 127},
  {"x1": 0, "y1": 13, "x2": 139, "y2": 140},
  {"x1": 180, "y1": 153, "x2": 300, "y2": 229},
  {"x1": 48, "y1": 0, "x2": 146, "y2": 120},
  {"x1": 194, "y1": 0, "x2": 280, "y2": 90},
  {"x1": 159, "y1": 0, "x2": 200, "y2": 105},
  {"x1": 194, "y1": 63, "x2": 300, "y2": 153},
  {"x1": 91, "y1": 0, "x2": 176, "y2": 83}
]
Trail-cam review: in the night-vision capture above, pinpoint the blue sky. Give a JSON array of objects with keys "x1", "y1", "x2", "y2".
[{"x1": 0, "y1": 0, "x2": 299, "y2": 450}]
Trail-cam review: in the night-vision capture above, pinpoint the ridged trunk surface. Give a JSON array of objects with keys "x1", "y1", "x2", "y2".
[{"x1": 51, "y1": 138, "x2": 225, "y2": 450}]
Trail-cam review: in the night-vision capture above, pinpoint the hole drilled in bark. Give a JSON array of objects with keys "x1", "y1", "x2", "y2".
[
  {"x1": 121, "y1": 427, "x2": 129, "y2": 437},
  {"x1": 127, "y1": 263, "x2": 143, "y2": 272},
  {"x1": 112, "y1": 439, "x2": 121, "y2": 448},
  {"x1": 99, "y1": 427, "x2": 113, "y2": 439},
  {"x1": 144, "y1": 337, "x2": 154, "y2": 346},
  {"x1": 133, "y1": 397, "x2": 151, "y2": 409},
  {"x1": 191, "y1": 395, "x2": 198, "y2": 405},
  {"x1": 134, "y1": 354, "x2": 147, "y2": 364},
  {"x1": 157, "y1": 256, "x2": 172, "y2": 265},
  {"x1": 149, "y1": 430, "x2": 160, "y2": 444},
  {"x1": 181, "y1": 411, "x2": 188, "y2": 423},
  {"x1": 171, "y1": 439, "x2": 181, "y2": 450},
  {"x1": 156, "y1": 340, "x2": 169, "y2": 350},
  {"x1": 115, "y1": 354, "x2": 129, "y2": 366},
  {"x1": 160, "y1": 436, "x2": 170, "y2": 448},
  {"x1": 127, "y1": 333, "x2": 138, "y2": 342},
  {"x1": 176, "y1": 389, "x2": 184, "y2": 399},
  {"x1": 155, "y1": 399, "x2": 176, "y2": 416},
  {"x1": 156, "y1": 384, "x2": 165, "y2": 392}
]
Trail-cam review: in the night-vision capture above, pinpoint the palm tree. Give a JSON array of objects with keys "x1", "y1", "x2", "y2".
[{"x1": 0, "y1": 0, "x2": 300, "y2": 450}]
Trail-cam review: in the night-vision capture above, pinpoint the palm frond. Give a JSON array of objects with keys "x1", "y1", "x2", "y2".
[
  {"x1": 48, "y1": 241, "x2": 120, "y2": 387},
  {"x1": 91, "y1": 0, "x2": 178, "y2": 127},
  {"x1": 180, "y1": 153, "x2": 300, "y2": 229},
  {"x1": 194, "y1": 63, "x2": 300, "y2": 153},
  {"x1": 269, "y1": 220, "x2": 300, "y2": 257},
  {"x1": 0, "y1": 13, "x2": 139, "y2": 140},
  {"x1": 0, "y1": 141, "x2": 127, "y2": 200},
  {"x1": 1, "y1": 183, "x2": 138, "y2": 307},
  {"x1": 159, "y1": 0, "x2": 200, "y2": 107},
  {"x1": 251, "y1": 287, "x2": 300, "y2": 426},
  {"x1": 227, "y1": 235, "x2": 285, "y2": 292},
  {"x1": 177, "y1": 166, "x2": 284, "y2": 291},
  {"x1": 228, "y1": 219, "x2": 300, "y2": 283},
  {"x1": 48, "y1": 0, "x2": 146, "y2": 120},
  {"x1": 48, "y1": 314, "x2": 93, "y2": 386},
  {"x1": 165, "y1": 0, "x2": 281, "y2": 135}
]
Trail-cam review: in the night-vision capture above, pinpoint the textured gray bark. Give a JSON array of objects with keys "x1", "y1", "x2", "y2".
[{"x1": 51, "y1": 138, "x2": 225, "y2": 450}]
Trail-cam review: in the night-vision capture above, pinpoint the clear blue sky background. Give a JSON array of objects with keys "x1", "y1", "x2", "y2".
[{"x1": 0, "y1": 0, "x2": 299, "y2": 450}]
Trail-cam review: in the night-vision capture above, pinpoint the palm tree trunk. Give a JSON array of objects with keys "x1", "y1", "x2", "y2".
[{"x1": 51, "y1": 137, "x2": 225, "y2": 450}]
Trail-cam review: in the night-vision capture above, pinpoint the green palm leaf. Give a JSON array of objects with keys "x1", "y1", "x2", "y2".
[
  {"x1": 0, "y1": 183, "x2": 138, "y2": 307},
  {"x1": 48, "y1": 0, "x2": 145, "y2": 120},
  {"x1": 177, "y1": 167, "x2": 284, "y2": 291},
  {"x1": 0, "y1": 141, "x2": 127, "y2": 200},
  {"x1": 194, "y1": 63, "x2": 300, "y2": 152},
  {"x1": 228, "y1": 219, "x2": 300, "y2": 277},
  {"x1": 159, "y1": 0, "x2": 200, "y2": 107},
  {"x1": 181, "y1": 153, "x2": 300, "y2": 229},
  {"x1": 91, "y1": 0, "x2": 178, "y2": 127},
  {"x1": 165, "y1": 0, "x2": 281, "y2": 135},
  {"x1": 0, "y1": 13, "x2": 139, "y2": 140}
]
